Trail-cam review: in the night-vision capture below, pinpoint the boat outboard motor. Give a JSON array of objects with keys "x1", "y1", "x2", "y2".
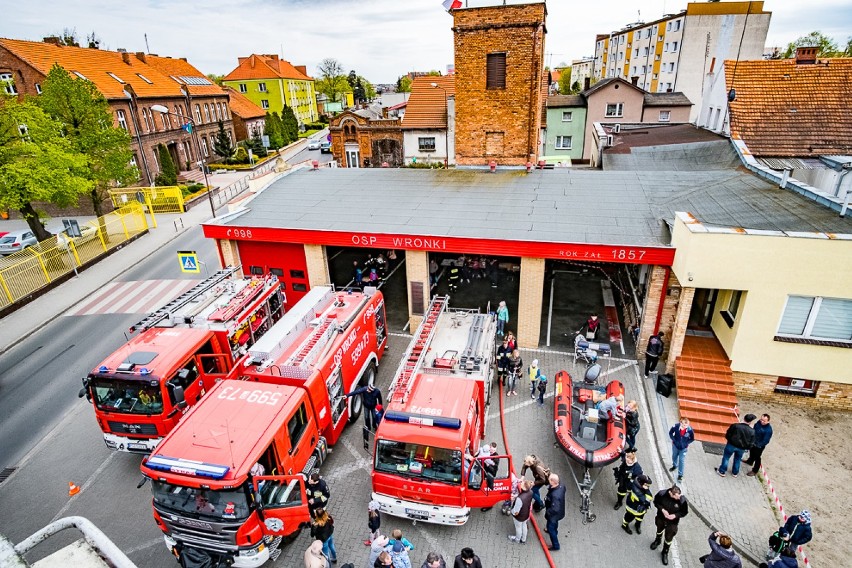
[{"x1": 584, "y1": 352, "x2": 601, "y2": 384}]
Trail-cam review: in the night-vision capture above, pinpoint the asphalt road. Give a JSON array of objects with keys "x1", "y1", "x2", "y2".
[{"x1": 288, "y1": 129, "x2": 334, "y2": 167}]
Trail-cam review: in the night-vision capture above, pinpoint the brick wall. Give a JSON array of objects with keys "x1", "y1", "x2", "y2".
[
  {"x1": 733, "y1": 371, "x2": 852, "y2": 411},
  {"x1": 304, "y1": 244, "x2": 330, "y2": 287},
  {"x1": 516, "y1": 256, "x2": 545, "y2": 348},
  {"x1": 329, "y1": 112, "x2": 402, "y2": 167},
  {"x1": 405, "y1": 250, "x2": 429, "y2": 331},
  {"x1": 453, "y1": 3, "x2": 545, "y2": 166}
]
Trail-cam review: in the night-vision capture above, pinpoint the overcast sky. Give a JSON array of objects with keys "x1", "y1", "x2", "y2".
[{"x1": 4, "y1": 0, "x2": 851, "y2": 83}]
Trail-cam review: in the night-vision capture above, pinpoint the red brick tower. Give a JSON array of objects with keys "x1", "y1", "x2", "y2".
[{"x1": 452, "y1": 2, "x2": 546, "y2": 166}]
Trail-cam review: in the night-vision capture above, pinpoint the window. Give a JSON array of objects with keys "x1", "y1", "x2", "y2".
[
  {"x1": 35, "y1": 83, "x2": 42, "y2": 94},
  {"x1": 239, "y1": 83, "x2": 247, "y2": 93},
  {"x1": 673, "y1": 20, "x2": 681, "y2": 32},
  {"x1": 775, "y1": 377, "x2": 820, "y2": 397},
  {"x1": 270, "y1": 268, "x2": 284, "y2": 277},
  {"x1": 777, "y1": 296, "x2": 852, "y2": 342},
  {"x1": 73, "y1": 71, "x2": 88, "y2": 80},
  {"x1": 258, "y1": 82, "x2": 267, "y2": 92},
  {"x1": 664, "y1": 43, "x2": 670, "y2": 52},
  {"x1": 0, "y1": 72, "x2": 17, "y2": 95},
  {"x1": 669, "y1": 62, "x2": 676, "y2": 73},
  {"x1": 249, "y1": 266, "x2": 264, "y2": 275},
  {"x1": 486, "y1": 52, "x2": 506, "y2": 89},
  {"x1": 292, "y1": 283, "x2": 308, "y2": 292},
  {"x1": 720, "y1": 290, "x2": 744, "y2": 327},
  {"x1": 672, "y1": 41, "x2": 679, "y2": 52},
  {"x1": 634, "y1": 49, "x2": 639, "y2": 57},
  {"x1": 116, "y1": 109, "x2": 128, "y2": 131},
  {"x1": 643, "y1": 47, "x2": 649, "y2": 57},
  {"x1": 107, "y1": 72, "x2": 125, "y2": 84},
  {"x1": 561, "y1": 111, "x2": 572, "y2": 122},
  {"x1": 201, "y1": 137, "x2": 209, "y2": 157},
  {"x1": 161, "y1": 112, "x2": 170, "y2": 130},
  {"x1": 195, "y1": 104, "x2": 202, "y2": 123},
  {"x1": 289, "y1": 269, "x2": 306, "y2": 279},
  {"x1": 203, "y1": 104, "x2": 210, "y2": 122},
  {"x1": 659, "y1": 110, "x2": 671, "y2": 122},
  {"x1": 666, "y1": 22, "x2": 672, "y2": 32},
  {"x1": 418, "y1": 137, "x2": 436, "y2": 152},
  {"x1": 632, "y1": 66, "x2": 637, "y2": 75},
  {"x1": 136, "y1": 73, "x2": 153, "y2": 84},
  {"x1": 261, "y1": 99, "x2": 270, "y2": 109},
  {"x1": 555, "y1": 136, "x2": 572, "y2": 149},
  {"x1": 605, "y1": 103, "x2": 624, "y2": 117}
]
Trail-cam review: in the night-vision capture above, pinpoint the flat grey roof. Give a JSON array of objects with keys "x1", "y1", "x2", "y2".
[{"x1": 218, "y1": 150, "x2": 852, "y2": 248}]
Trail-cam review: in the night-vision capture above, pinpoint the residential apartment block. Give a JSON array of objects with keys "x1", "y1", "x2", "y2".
[
  {"x1": 0, "y1": 37, "x2": 233, "y2": 186},
  {"x1": 222, "y1": 54, "x2": 317, "y2": 126},
  {"x1": 593, "y1": 1, "x2": 770, "y2": 121},
  {"x1": 570, "y1": 57, "x2": 595, "y2": 91}
]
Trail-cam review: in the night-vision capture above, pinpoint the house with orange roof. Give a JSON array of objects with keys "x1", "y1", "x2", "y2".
[
  {"x1": 401, "y1": 76, "x2": 455, "y2": 166},
  {"x1": 223, "y1": 86, "x2": 266, "y2": 142},
  {"x1": 0, "y1": 36, "x2": 233, "y2": 186},
  {"x1": 697, "y1": 47, "x2": 852, "y2": 205},
  {"x1": 222, "y1": 54, "x2": 317, "y2": 126}
]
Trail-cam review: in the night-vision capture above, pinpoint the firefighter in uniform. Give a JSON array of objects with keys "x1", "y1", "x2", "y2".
[
  {"x1": 650, "y1": 485, "x2": 689, "y2": 565},
  {"x1": 448, "y1": 264, "x2": 461, "y2": 292},
  {"x1": 613, "y1": 449, "x2": 644, "y2": 510},
  {"x1": 622, "y1": 474, "x2": 652, "y2": 535}
]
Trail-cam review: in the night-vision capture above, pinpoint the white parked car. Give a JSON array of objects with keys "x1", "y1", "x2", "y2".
[{"x1": 307, "y1": 139, "x2": 322, "y2": 151}]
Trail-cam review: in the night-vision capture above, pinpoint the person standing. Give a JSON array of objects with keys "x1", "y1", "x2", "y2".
[
  {"x1": 310, "y1": 508, "x2": 337, "y2": 564},
  {"x1": 389, "y1": 540, "x2": 412, "y2": 568},
  {"x1": 506, "y1": 349, "x2": 523, "y2": 396},
  {"x1": 448, "y1": 263, "x2": 461, "y2": 292},
  {"x1": 520, "y1": 455, "x2": 550, "y2": 511},
  {"x1": 622, "y1": 474, "x2": 653, "y2": 535},
  {"x1": 496, "y1": 338, "x2": 511, "y2": 384},
  {"x1": 544, "y1": 473, "x2": 566, "y2": 551},
  {"x1": 496, "y1": 301, "x2": 509, "y2": 336},
  {"x1": 421, "y1": 552, "x2": 446, "y2": 568},
  {"x1": 624, "y1": 400, "x2": 640, "y2": 451},
  {"x1": 744, "y1": 414, "x2": 773, "y2": 477},
  {"x1": 429, "y1": 259, "x2": 439, "y2": 288},
  {"x1": 365, "y1": 500, "x2": 381, "y2": 545},
  {"x1": 368, "y1": 535, "x2": 390, "y2": 567},
  {"x1": 353, "y1": 261, "x2": 364, "y2": 289},
  {"x1": 304, "y1": 539, "x2": 329, "y2": 568},
  {"x1": 345, "y1": 384, "x2": 384, "y2": 431},
  {"x1": 536, "y1": 374, "x2": 548, "y2": 406},
  {"x1": 528, "y1": 359, "x2": 543, "y2": 399},
  {"x1": 578, "y1": 313, "x2": 601, "y2": 340},
  {"x1": 650, "y1": 485, "x2": 689, "y2": 566},
  {"x1": 700, "y1": 531, "x2": 742, "y2": 568},
  {"x1": 644, "y1": 331, "x2": 665, "y2": 378},
  {"x1": 452, "y1": 548, "x2": 482, "y2": 568},
  {"x1": 716, "y1": 414, "x2": 757, "y2": 478},
  {"x1": 614, "y1": 449, "x2": 644, "y2": 510},
  {"x1": 669, "y1": 417, "x2": 696, "y2": 483},
  {"x1": 508, "y1": 480, "x2": 534, "y2": 544},
  {"x1": 306, "y1": 472, "x2": 331, "y2": 518},
  {"x1": 778, "y1": 510, "x2": 813, "y2": 550}
]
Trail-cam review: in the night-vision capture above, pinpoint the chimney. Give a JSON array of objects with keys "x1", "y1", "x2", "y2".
[
  {"x1": 122, "y1": 52, "x2": 131, "y2": 64},
  {"x1": 795, "y1": 46, "x2": 817, "y2": 65},
  {"x1": 43, "y1": 36, "x2": 61, "y2": 46},
  {"x1": 584, "y1": 77, "x2": 591, "y2": 91},
  {"x1": 295, "y1": 65, "x2": 308, "y2": 76},
  {"x1": 135, "y1": 52, "x2": 147, "y2": 63}
]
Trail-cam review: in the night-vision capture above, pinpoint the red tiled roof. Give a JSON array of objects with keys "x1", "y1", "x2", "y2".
[
  {"x1": 223, "y1": 54, "x2": 313, "y2": 82},
  {"x1": 143, "y1": 54, "x2": 225, "y2": 96},
  {"x1": 725, "y1": 58, "x2": 852, "y2": 157},
  {"x1": 224, "y1": 86, "x2": 266, "y2": 119},
  {"x1": 0, "y1": 38, "x2": 221, "y2": 100},
  {"x1": 401, "y1": 76, "x2": 455, "y2": 129}
]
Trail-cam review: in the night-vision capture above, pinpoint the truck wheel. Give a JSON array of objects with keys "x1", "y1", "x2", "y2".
[{"x1": 348, "y1": 365, "x2": 375, "y2": 424}]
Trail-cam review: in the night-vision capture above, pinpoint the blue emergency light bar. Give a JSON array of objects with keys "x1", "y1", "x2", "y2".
[
  {"x1": 145, "y1": 455, "x2": 230, "y2": 480},
  {"x1": 384, "y1": 410, "x2": 461, "y2": 429}
]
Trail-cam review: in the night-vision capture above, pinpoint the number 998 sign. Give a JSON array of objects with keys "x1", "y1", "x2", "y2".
[{"x1": 217, "y1": 385, "x2": 282, "y2": 406}]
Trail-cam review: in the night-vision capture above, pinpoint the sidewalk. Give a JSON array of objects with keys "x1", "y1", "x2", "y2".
[{"x1": 642, "y1": 371, "x2": 778, "y2": 565}]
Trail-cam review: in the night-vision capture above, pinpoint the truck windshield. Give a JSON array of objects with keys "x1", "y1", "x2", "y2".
[
  {"x1": 151, "y1": 480, "x2": 251, "y2": 521},
  {"x1": 375, "y1": 440, "x2": 462, "y2": 485},
  {"x1": 90, "y1": 377, "x2": 164, "y2": 415}
]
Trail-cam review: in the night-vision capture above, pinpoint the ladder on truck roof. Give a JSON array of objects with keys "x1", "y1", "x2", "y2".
[
  {"x1": 459, "y1": 313, "x2": 489, "y2": 372},
  {"x1": 285, "y1": 316, "x2": 336, "y2": 369},
  {"x1": 129, "y1": 266, "x2": 238, "y2": 333},
  {"x1": 389, "y1": 295, "x2": 449, "y2": 404}
]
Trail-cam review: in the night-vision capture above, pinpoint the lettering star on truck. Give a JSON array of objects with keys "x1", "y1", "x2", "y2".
[
  {"x1": 79, "y1": 267, "x2": 285, "y2": 453},
  {"x1": 371, "y1": 296, "x2": 513, "y2": 525},
  {"x1": 140, "y1": 286, "x2": 387, "y2": 567}
]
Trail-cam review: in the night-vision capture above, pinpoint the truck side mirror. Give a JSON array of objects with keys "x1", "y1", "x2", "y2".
[{"x1": 78, "y1": 378, "x2": 91, "y2": 401}]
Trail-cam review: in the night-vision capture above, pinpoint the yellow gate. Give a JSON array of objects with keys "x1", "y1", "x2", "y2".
[{"x1": 109, "y1": 186, "x2": 185, "y2": 213}]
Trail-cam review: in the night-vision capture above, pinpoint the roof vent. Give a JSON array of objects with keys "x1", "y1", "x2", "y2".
[{"x1": 43, "y1": 36, "x2": 61, "y2": 46}]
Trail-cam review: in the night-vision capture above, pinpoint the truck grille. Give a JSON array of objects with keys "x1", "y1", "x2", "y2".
[
  {"x1": 155, "y1": 504, "x2": 242, "y2": 550},
  {"x1": 107, "y1": 421, "x2": 158, "y2": 436}
]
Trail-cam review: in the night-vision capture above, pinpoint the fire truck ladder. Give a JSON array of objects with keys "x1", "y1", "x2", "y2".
[
  {"x1": 389, "y1": 296, "x2": 449, "y2": 404},
  {"x1": 207, "y1": 275, "x2": 270, "y2": 323},
  {"x1": 459, "y1": 313, "x2": 488, "y2": 372},
  {"x1": 285, "y1": 317, "x2": 337, "y2": 369},
  {"x1": 129, "y1": 266, "x2": 238, "y2": 332}
]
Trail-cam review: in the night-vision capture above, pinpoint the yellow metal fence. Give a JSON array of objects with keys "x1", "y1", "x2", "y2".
[
  {"x1": 0, "y1": 203, "x2": 148, "y2": 310},
  {"x1": 108, "y1": 186, "x2": 185, "y2": 213}
]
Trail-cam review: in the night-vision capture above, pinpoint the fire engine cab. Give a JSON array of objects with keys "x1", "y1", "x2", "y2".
[
  {"x1": 140, "y1": 286, "x2": 387, "y2": 567},
  {"x1": 80, "y1": 267, "x2": 284, "y2": 453},
  {"x1": 371, "y1": 296, "x2": 513, "y2": 525}
]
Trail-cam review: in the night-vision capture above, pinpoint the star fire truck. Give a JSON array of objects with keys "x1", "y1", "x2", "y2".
[
  {"x1": 370, "y1": 296, "x2": 513, "y2": 525},
  {"x1": 139, "y1": 286, "x2": 387, "y2": 567},
  {"x1": 79, "y1": 267, "x2": 285, "y2": 453}
]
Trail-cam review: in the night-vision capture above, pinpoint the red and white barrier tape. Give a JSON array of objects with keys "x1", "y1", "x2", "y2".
[{"x1": 760, "y1": 464, "x2": 811, "y2": 567}]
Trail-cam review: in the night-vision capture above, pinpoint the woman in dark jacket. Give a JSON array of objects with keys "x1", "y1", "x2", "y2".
[
  {"x1": 310, "y1": 508, "x2": 337, "y2": 564},
  {"x1": 701, "y1": 531, "x2": 742, "y2": 568},
  {"x1": 624, "y1": 400, "x2": 640, "y2": 451}
]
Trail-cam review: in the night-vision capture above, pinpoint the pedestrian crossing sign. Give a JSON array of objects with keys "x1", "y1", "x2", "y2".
[{"x1": 178, "y1": 251, "x2": 200, "y2": 273}]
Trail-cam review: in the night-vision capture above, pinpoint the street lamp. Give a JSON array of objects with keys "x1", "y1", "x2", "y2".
[
  {"x1": 150, "y1": 104, "x2": 216, "y2": 218},
  {"x1": 431, "y1": 83, "x2": 450, "y2": 169}
]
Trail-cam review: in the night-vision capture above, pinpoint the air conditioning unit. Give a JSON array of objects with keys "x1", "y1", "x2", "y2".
[{"x1": 613, "y1": 123, "x2": 621, "y2": 133}]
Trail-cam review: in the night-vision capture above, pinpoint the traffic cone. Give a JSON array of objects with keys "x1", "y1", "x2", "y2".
[{"x1": 68, "y1": 481, "x2": 80, "y2": 496}]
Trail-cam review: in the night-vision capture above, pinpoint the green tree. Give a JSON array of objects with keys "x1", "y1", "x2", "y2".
[
  {"x1": 247, "y1": 131, "x2": 267, "y2": 159},
  {"x1": 557, "y1": 67, "x2": 573, "y2": 94},
  {"x1": 844, "y1": 37, "x2": 852, "y2": 56},
  {"x1": 154, "y1": 144, "x2": 177, "y2": 186},
  {"x1": 397, "y1": 76, "x2": 412, "y2": 93},
  {"x1": 264, "y1": 112, "x2": 283, "y2": 149},
  {"x1": 0, "y1": 98, "x2": 91, "y2": 240},
  {"x1": 361, "y1": 77, "x2": 377, "y2": 101},
  {"x1": 206, "y1": 74, "x2": 224, "y2": 86},
  {"x1": 212, "y1": 120, "x2": 235, "y2": 161},
  {"x1": 37, "y1": 64, "x2": 137, "y2": 218},
  {"x1": 280, "y1": 106, "x2": 299, "y2": 143},
  {"x1": 316, "y1": 58, "x2": 349, "y2": 102},
  {"x1": 782, "y1": 31, "x2": 841, "y2": 58},
  {"x1": 571, "y1": 80, "x2": 582, "y2": 93}
]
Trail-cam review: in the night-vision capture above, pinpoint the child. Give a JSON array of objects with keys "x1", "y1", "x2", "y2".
[
  {"x1": 537, "y1": 374, "x2": 548, "y2": 406},
  {"x1": 528, "y1": 359, "x2": 543, "y2": 399},
  {"x1": 496, "y1": 301, "x2": 509, "y2": 336},
  {"x1": 389, "y1": 528, "x2": 415, "y2": 551},
  {"x1": 365, "y1": 500, "x2": 381, "y2": 546}
]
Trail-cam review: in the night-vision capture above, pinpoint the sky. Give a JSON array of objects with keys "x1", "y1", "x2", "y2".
[{"x1": 3, "y1": 0, "x2": 851, "y2": 84}]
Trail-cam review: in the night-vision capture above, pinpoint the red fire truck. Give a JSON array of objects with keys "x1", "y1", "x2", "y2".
[
  {"x1": 139, "y1": 286, "x2": 387, "y2": 567},
  {"x1": 79, "y1": 267, "x2": 285, "y2": 453},
  {"x1": 370, "y1": 296, "x2": 513, "y2": 525}
]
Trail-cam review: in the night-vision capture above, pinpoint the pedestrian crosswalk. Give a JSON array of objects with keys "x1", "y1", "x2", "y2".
[{"x1": 65, "y1": 279, "x2": 201, "y2": 316}]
